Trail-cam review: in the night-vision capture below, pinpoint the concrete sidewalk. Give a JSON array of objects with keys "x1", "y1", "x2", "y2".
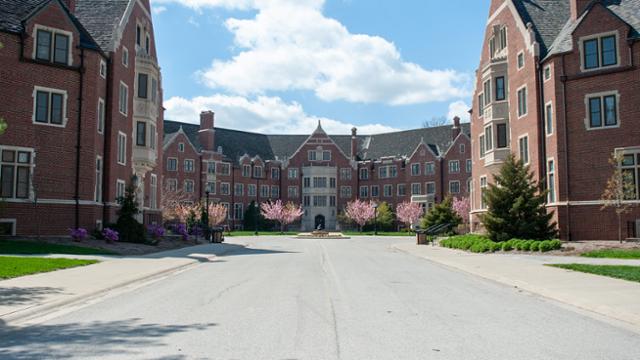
[
  {"x1": 393, "y1": 243, "x2": 640, "y2": 331},
  {"x1": 0, "y1": 242, "x2": 245, "y2": 325}
]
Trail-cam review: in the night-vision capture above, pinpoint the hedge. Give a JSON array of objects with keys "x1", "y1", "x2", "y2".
[{"x1": 440, "y1": 235, "x2": 562, "y2": 254}]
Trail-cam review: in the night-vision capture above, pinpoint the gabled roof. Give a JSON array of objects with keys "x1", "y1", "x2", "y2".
[
  {"x1": 74, "y1": 0, "x2": 130, "y2": 51},
  {"x1": 163, "y1": 120, "x2": 470, "y2": 163},
  {"x1": 512, "y1": 0, "x2": 572, "y2": 58}
]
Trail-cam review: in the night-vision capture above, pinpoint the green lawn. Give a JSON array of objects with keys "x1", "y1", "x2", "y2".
[
  {"x1": 0, "y1": 256, "x2": 98, "y2": 280},
  {"x1": 225, "y1": 231, "x2": 299, "y2": 237},
  {"x1": 343, "y1": 231, "x2": 414, "y2": 237},
  {"x1": 548, "y1": 264, "x2": 640, "y2": 283},
  {"x1": 0, "y1": 240, "x2": 118, "y2": 255},
  {"x1": 580, "y1": 249, "x2": 640, "y2": 259}
]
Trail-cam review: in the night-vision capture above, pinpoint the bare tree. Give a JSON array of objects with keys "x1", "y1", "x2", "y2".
[
  {"x1": 422, "y1": 116, "x2": 449, "y2": 128},
  {"x1": 161, "y1": 185, "x2": 191, "y2": 222},
  {"x1": 601, "y1": 152, "x2": 637, "y2": 243}
]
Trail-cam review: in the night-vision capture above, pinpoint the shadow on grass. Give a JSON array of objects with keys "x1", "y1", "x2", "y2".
[
  {"x1": 0, "y1": 287, "x2": 66, "y2": 306},
  {"x1": 0, "y1": 318, "x2": 216, "y2": 359}
]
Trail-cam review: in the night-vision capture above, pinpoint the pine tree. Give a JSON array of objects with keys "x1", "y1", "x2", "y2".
[
  {"x1": 421, "y1": 196, "x2": 461, "y2": 230},
  {"x1": 116, "y1": 183, "x2": 146, "y2": 243},
  {"x1": 375, "y1": 202, "x2": 395, "y2": 231},
  {"x1": 481, "y1": 155, "x2": 557, "y2": 242}
]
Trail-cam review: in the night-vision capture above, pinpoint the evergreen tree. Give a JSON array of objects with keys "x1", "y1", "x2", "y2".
[
  {"x1": 481, "y1": 155, "x2": 556, "y2": 242},
  {"x1": 243, "y1": 201, "x2": 275, "y2": 231},
  {"x1": 115, "y1": 183, "x2": 146, "y2": 243},
  {"x1": 421, "y1": 196, "x2": 461, "y2": 231},
  {"x1": 364, "y1": 201, "x2": 395, "y2": 231}
]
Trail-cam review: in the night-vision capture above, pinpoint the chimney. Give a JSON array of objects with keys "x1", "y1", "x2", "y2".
[
  {"x1": 570, "y1": 0, "x2": 591, "y2": 20},
  {"x1": 451, "y1": 116, "x2": 461, "y2": 140},
  {"x1": 199, "y1": 111, "x2": 215, "y2": 151},
  {"x1": 64, "y1": 0, "x2": 76, "y2": 12},
  {"x1": 351, "y1": 127, "x2": 358, "y2": 160}
]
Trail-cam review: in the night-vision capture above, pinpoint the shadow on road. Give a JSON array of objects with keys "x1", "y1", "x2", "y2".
[
  {"x1": 144, "y1": 243, "x2": 297, "y2": 260},
  {"x1": 0, "y1": 287, "x2": 66, "y2": 306},
  {"x1": 0, "y1": 318, "x2": 216, "y2": 359}
]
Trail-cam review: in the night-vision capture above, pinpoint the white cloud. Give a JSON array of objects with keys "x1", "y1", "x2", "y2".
[
  {"x1": 447, "y1": 100, "x2": 471, "y2": 123},
  {"x1": 153, "y1": 0, "x2": 470, "y2": 106},
  {"x1": 164, "y1": 95, "x2": 398, "y2": 135},
  {"x1": 152, "y1": 5, "x2": 167, "y2": 14}
]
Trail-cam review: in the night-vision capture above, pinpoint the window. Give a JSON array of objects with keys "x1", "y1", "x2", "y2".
[
  {"x1": 544, "y1": 65, "x2": 551, "y2": 81},
  {"x1": 313, "y1": 177, "x2": 327, "y2": 188},
  {"x1": 460, "y1": 144, "x2": 465, "y2": 154},
  {"x1": 308, "y1": 150, "x2": 331, "y2": 161},
  {"x1": 411, "y1": 183, "x2": 421, "y2": 195},
  {"x1": 136, "y1": 122, "x2": 146, "y2": 146},
  {"x1": 184, "y1": 180, "x2": 194, "y2": 193},
  {"x1": 411, "y1": 163, "x2": 420, "y2": 176},
  {"x1": 116, "y1": 180, "x2": 126, "y2": 200},
  {"x1": 479, "y1": 135, "x2": 486, "y2": 158},
  {"x1": 379, "y1": 167, "x2": 387, "y2": 179},
  {"x1": 261, "y1": 185, "x2": 269, "y2": 198},
  {"x1": 547, "y1": 160, "x2": 556, "y2": 203},
  {"x1": 100, "y1": 60, "x2": 107, "y2": 78},
  {"x1": 340, "y1": 168, "x2": 352, "y2": 180},
  {"x1": 583, "y1": 34, "x2": 617, "y2": 70},
  {"x1": 466, "y1": 159, "x2": 472, "y2": 173},
  {"x1": 136, "y1": 25, "x2": 141, "y2": 46},
  {"x1": 145, "y1": 33, "x2": 150, "y2": 54},
  {"x1": 330, "y1": 196, "x2": 336, "y2": 207},
  {"x1": 97, "y1": 98, "x2": 105, "y2": 134},
  {"x1": 184, "y1": 159, "x2": 194, "y2": 172},
  {"x1": 150, "y1": 174, "x2": 157, "y2": 208},
  {"x1": 242, "y1": 165, "x2": 251, "y2": 177},
  {"x1": 119, "y1": 82, "x2": 128, "y2": 115},
  {"x1": 288, "y1": 186, "x2": 299, "y2": 198},
  {"x1": 546, "y1": 103, "x2": 553, "y2": 135},
  {"x1": 383, "y1": 185, "x2": 393, "y2": 197},
  {"x1": 0, "y1": 149, "x2": 33, "y2": 199},
  {"x1": 167, "y1": 158, "x2": 177, "y2": 171},
  {"x1": 425, "y1": 162, "x2": 435, "y2": 176},
  {"x1": 288, "y1": 168, "x2": 298, "y2": 179},
  {"x1": 95, "y1": 156, "x2": 103, "y2": 203},
  {"x1": 478, "y1": 93, "x2": 484, "y2": 115},
  {"x1": 117, "y1": 132, "x2": 126, "y2": 165},
  {"x1": 496, "y1": 123, "x2": 508, "y2": 149},
  {"x1": 122, "y1": 47, "x2": 129, "y2": 67},
  {"x1": 178, "y1": 143, "x2": 185, "y2": 152},
  {"x1": 303, "y1": 177, "x2": 311, "y2": 188},
  {"x1": 517, "y1": 87, "x2": 527, "y2": 117},
  {"x1": 499, "y1": 26, "x2": 507, "y2": 50},
  {"x1": 313, "y1": 196, "x2": 327, "y2": 207},
  {"x1": 519, "y1": 136, "x2": 529, "y2": 164},
  {"x1": 449, "y1": 181, "x2": 460, "y2": 194},
  {"x1": 34, "y1": 88, "x2": 66, "y2": 126},
  {"x1": 484, "y1": 126, "x2": 493, "y2": 151},
  {"x1": 330, "y1": 177, "x2": 336, "y2": 188},
  {"x1": 138, "y1": 74, "x2": 148, "y2": 99},
  {"x1": 323, "y1": 151, "x2": 331, "y2": 161},
  {"x1": 253, "y1": 166, "x2": 263, "y2": 178},
  {"x1": 517, "y1": 51, "x2": 524, "y2": 69},
  {"x1": 271, "y1": 186, "x2": 279, "y2": 198},
  {"x1": 483, "y1": 80, "x2": 491, "y2": 106},
  {"x1": 480, "y1": 176, "x2": 488, "y2": 209},
  {"x1": 359, "y1": 168, "x2": 369, "y2": 180},
  {"x1": 371, "y1": 185, "x2": 379, "y2": 197},
  {"x1": 234, "y1": 203, "x2": 244, "y2": 220},
  {"x1": 221, "y1": 182, "x2": 230, "y2": 195},
  {"x1": 248, "y1": 184, "x2": 256, "y2": 197},
  {"x1": 271, "y1": 168, "x2": 280, "y2": 180},
  {"x1": 588, "y1": 93, "x2": 618, "y2": 128},
  {"x1": 340, "y1": 186, "x2": 352, "y2": 198},
  {"x1": 449, "y1": 160, "x2": 460, "y2": 174},
  {"x1": 167, "y1": 179, "x2": 177, "y2": 192},
  {"x1": 359, "y1": 186, "x2": 369, "y2": 198},
  {"x1": 234, "y1": 183, "x2": 244, "y2": 196},
  {"x1": 495, "y1": 76, "x2": 506, "y2": 101},
  {"x1": 220, "y1": 163, "x2": 230, "y2": 176},
  {"x1": 206, "y1": 181, "x2": 215, "y2": 194},
  {"x1": 303, "y1": 196, "x2": 311, "y2": 207},
  {"x1": 308, "y1": 151, "x2": 317, "y2": 161},
  {"x1": 426, "y1": 182, "x2": 436, "y2": 195},
  {"x1": 397, "y1": 184, "x2": 406, "y2": 196},
  {"x1": 151, "y1": 78, "x2": 157, "y2": 103},
  {"x1": 620, "y1": 152, "x2": 640, "y2": 200},
  {"x1": 207, "y1": 162, "x2": 216, "y2": 174},
  {"x1": 35, "y1": 28, "x2": 70, "y2": 65}
]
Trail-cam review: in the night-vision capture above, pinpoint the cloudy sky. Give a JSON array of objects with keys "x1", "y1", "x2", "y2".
[{"x1": 151, "y1": 0, "x2": 489, "y2": 134}]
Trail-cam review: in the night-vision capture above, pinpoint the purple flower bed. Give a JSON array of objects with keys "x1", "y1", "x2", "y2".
[
  {"x1": 102, "y1": 228, "x2": 119, "y2": 243},
  {"x1": 147, "y1": 224, "x2": 165, "y2": 240},
  {"x1": 69, "y1": 228, "x2": 88, "y2": 242}
]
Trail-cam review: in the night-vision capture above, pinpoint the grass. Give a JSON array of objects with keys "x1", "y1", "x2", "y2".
[
  {"x1": 0, "y1": 256, "x2": 98, "y2": 280},
  {"x1": 225, "y1": 231, "x2": 299, "y2": 237},
  {"x1": 548, "y1": 264, "x2": 640, "y2": 283},
  {"x1": 580, "y1": 249, "x2": 640, "y2": 259},
  {"x1": 342, "y1": 231, "x2": 414, "y2": 236},
  {"x1": 0, "y1": 240, "x2": 118, "y2": 255}
]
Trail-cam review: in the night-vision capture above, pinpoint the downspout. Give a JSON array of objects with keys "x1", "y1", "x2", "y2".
[
  {"x1": 560, "y1": 54, "x2": 572, "y2": 240},
  {"x1": 537, "y1": 61, "x2": 547, "y2": 185},
  {"x1": 74, "y1": 47, "x2": 85, "y2": 229},
  {"x1": 102, "y1": 57, "x2": 113, "y2": 225}
]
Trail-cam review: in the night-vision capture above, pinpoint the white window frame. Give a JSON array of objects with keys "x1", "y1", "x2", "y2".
[
  {"x1": 184, "y1": 179, "x2": 195, "y2": 193},
  {"x1": 449, "y1": 181, "x2": 461, "y2": 194},
  {"x1": 466, "y1": 159, "x2": 472, "y2": 173},
  {"x1": 411, "y1": 183, "x2": 422, "y2": 195},
  {"x1": 32, "y1": 25, "x2": 74, "y2": 66},
  {"x1": 122, "y1": 46, "x2": 129, "y2": 67},
  {"x1": 359, "y1": 185, "x2": 369, "y2": 198},
  {"x1": 517, "y1": 84, "x2": 528, "y2": 119},
  {"x1": 221, "y1": 182, "x2": 231, "y2": 195},
  {"x1": 116, "y1": 179, "x2": 126, "y2": 200},
  {"x1": 288, "y1": 168, "x2": 299, "y2": 179},
  {"x1": 119, "y1": 81, "x2": 128, "y2": 116},
  {"x1": 117, "y1": 132, "x2": 126, "y2": 166},
  {"x1": 579, "y1": 31, "x2": 620, "y2": 73},
  {"x1": 184, "y1": 159, "x2": 195, "y2": 173},
  {"x1": 95, "y1": 155, "x2": 103, "y2": 203},
  {"x1": 167, "y1": 157, "x2": 177, "y2": 172},
  {"x1": 0, "y1": 146, "x2": 36, "y2": 200},
  {"x1": 518, "y1": 134, "x2": 529, "y2": 165},
  {"x1": 545, "y1": 101, "x2": 554, "y2": 136},
  {"x1": 547, "y1": 158, "x2": 556, "y2": 203},
  {"x1": 448, "y1": 160, "x2": 460, "y2": 174},
  {"x1": 426, "y1": 181, "x2": 436, "y2": 195},
  {"x1": 397, "y1": 184, "x2": 406, "y2": 196},
  {"x1": 584, "y1": 90, "x2": 620, "y2": 130},
  {"x1": 425, "y1": 162, "x2": 435, "y2": 176},
  {"x1": 543, "y1": 64, "x2": 552, "y2": 82},
  {"x1": 167, "y1": 178, "x2": 178, "y2": 192},
  {"x1": 150, "y1": 174, "x2": 157, "y2": 209},
  {"x1": 517, "y1": 50, "x2": 525, "y2": 70},
  {"x1": 32, "y1": 86, "x2": 68, "y2": 127},
  {"x1": 178, "y1": 143, "x2": 185, "y2": 152},
  {"x1": 411, "y1": 163, "x2": 421, "y2": 176},
  {"x1": 97, "y1": 97, "x2": 105, "y2": 134}
]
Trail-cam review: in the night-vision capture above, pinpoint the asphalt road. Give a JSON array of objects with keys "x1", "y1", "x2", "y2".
[{"x1": 1, "y1": 236, "x2": 640, "y2": 359}]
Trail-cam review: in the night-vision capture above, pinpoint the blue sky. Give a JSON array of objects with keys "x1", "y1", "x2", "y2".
[{"x1": 151, "y1": 0, "x2": 490, "y2": 134}]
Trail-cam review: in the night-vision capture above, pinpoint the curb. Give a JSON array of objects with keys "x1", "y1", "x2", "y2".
[{"x1": 1, "y1": 259, "x2": 200, "y2": 326}]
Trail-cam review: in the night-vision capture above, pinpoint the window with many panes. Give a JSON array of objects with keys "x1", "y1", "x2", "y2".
[
  {"x1": 397, "y1": 184, "x2": 406, "y2": 196},
  {"x1": 411, "y1": 183, "x2": 421, "y2": 195},
  {"x1": 206, "y1": 181, "x2": 215, "y2": 194},
  {"x1": 271, "y1": 168, "x2": 280, "y2": 180},
  {"x1": 426, "y1": 182, "x2": 436, "y2": 195},
  {"x1": 242, "y1": 165, "x2": 251, "y2": 177},
  {"x1": 288, "y1": 186, "x2": 299, "y2": 198},
  {"x1": 35, "y1": 28, "x2": 70, "y2": 65},
  {"x1": 519, "y1": 136, "x2": 529, "y2": 164},
  {"x1": 184, "y1": 159, "x2": 194, "y2": 172},
  {"x1": 167, "y1": 178, "x2": 177, "y2": 192},
  {"x1": 119, "y1": 82, "x2": 128, "y2": 115},
  {"x1": 340, "y1": 186, "x2": 352, "y2": 198},
  {"x1": 620, "y1": 152, "x2": 640, "y2": 200},
  {"x1": 220, "y1": 163, "x2": 231, "y2": 175},
  {"x1": 583, "y1": 34, "x2": 617, "y2": 70},
  {"x1": 253, "y1": 166, "x2": 263, "y2": 178},
  {"x1": 371, "y1": 185, "x2": 379, "y2": 197},
  {"x1": 207, "y1": 162, "x2": 216, "y2": 174},
  {"x1": 303, "y1": 177, "x2": 311, "y2": 188},
  {"x1": 271, "y1": 186, "x2": 279, "y2": 198},
  {"x1": 449, "y1": 160, "x2": 460, "y2": 174},
  {"x1": 383, "y1": 185, "x2": 393, "y2": 197},
  {"x1": 184, "y1": 180, "x2": 194, "y2": 193},
  {"x1": 411, "y1": 163, "x2": 420, "y2": 176},
  {"x1": 517, "y1": 87, "x2": 527, "y2": 117},
  {"x1": 234, "y1": 203, "x2": 244, "y2": 220},
  {"x1": 0, "y1": 149, "x2": 32, "y2": 199},
  {"x1": 261, "y1": 185, "x2": 269, "y2": 198},
  {"x1": 234, "y1": 183, "x2": 244, "y2": 196},
  {"x1": 359, "y1": 168, "x2": 369, "y2": 180},
  {"x1": 288, "y1": 168, "x2": 298, "y2": 179},
  {"x1": 221, "y1": 182, "x2": 230, "y2": 195},
  {"x1": 34, "y1": 88, "x2": 65, "y2": 125},
  {"x1": 449, "y1": 181, "x2": 460, "y2": 194},
  {"x1": 167, "y1": 158, "x2": 177, "y2": 171},
  {"x1": 117, "y1": 133, "x2": 126, "y2": 165},
  {"x1": 340, "y1": 168, "x2": 352, "y2": 180},
  {"x1": 248, "y1": 184, "x2": 256, "y2": 197},
  {"x1": 425, "y1": 162, "x2": 435, "y2": 175},
  {"x1": 360, "y1": 186, "x2": 369, "y2": 198},
  {"x1": 588, "y1": 93, "x2": 618, "y2": 128}
]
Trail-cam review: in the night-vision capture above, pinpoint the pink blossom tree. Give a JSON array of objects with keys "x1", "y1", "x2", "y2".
[
  {"x1": 396, "y1": 202, "x2": 423, "y2": 231},
  {"x1": 283, "y1": 202, "x2": 304, "y2": 232},
  {"x1": 345, "y1": 199, "x2": 375, "y2": 232},
  {"x1": 261, "y1": 200, "x2": 304, "y2": 233},
  {"x1": 453, "y1": 197, "x2": 471, "y2": 225},
  {"x1": 206, "y1": 203, "x2": 228, "y2": 227}
]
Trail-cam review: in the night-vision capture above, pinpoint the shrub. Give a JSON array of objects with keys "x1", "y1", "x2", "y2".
[
  {"x1": 102, "y1": 228, "x2": 119, "y2": 243},
  {"x1": 489, "y1": 242, "x2": 502, "y2": 252},
  {"x1": 501, "y1": 242, "x2": 513, "y2": 251},
  {"x1": 440, "y1": 235, "x2": 499, "y2": 253},
  {"x1": 530, "y1": 241, "x2": 540, "y2": 251},
  {"x1": 539, "y1": 240, "x2": 553, "y2": 252},
  {"x1": 521, "y1": 240, "x2": 534, "y2": 251},
  {"x1": 421, "y1": 196, "x2": 462, "y2": 233},
  {"x1": 115, "y1": 183, "x2": 147, "y2": 243},
  {"x1": 69, "y1": 228, "x2": 88, "y2": 242},
  {"x1": 549, "y1": 240, "x2": 562, "y2": 250}
]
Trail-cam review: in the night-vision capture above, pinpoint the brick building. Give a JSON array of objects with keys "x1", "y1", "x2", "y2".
[
  {"x1": 163, "y1": 113, "x2": 471, "y2": 231},
  {"x1": 470, "y1": 0, "x2": 640, "y2": 240},
  {"x1": 0, "y1": 0, "x2": 163, "y2": 236}
]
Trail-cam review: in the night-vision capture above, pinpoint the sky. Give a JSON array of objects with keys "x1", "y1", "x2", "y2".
[{"x1": 150, "y1": 0, "x2": 490, "y2": 134}]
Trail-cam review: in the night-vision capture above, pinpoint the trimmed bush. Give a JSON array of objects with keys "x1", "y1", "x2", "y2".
[
  {"x1": 539, "y1": 240, "x2": 553, "y2": 252},
  {"x1": 440, "y1": 235, "x2": 561, "y2": 254},
  {"x1": 530, "y1": 241, "x2": 540, "y2": 251}
]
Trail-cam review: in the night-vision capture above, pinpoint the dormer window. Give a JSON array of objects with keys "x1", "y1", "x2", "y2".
[
  {"x1": 582, "y1": 34, "x2": 618, "y2": 71},
  {"x1": 489, "y1": 25, "x2": 507, "y2": 58},
  {"x1": 308, "y1": 149, "x2": 331, "y2": 161},
  {"x1": 35, "y1": 27, "x2": 71, "y2": 65}
]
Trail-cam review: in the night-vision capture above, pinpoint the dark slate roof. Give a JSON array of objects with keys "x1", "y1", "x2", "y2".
[
  {"x1": 163, "y1": 120, "x2": 470, "y2": 162},
  {"x1": 0, "y1": 0, "x2": 100, "y2": 50},
  {"x1": 512, "y1": 0, "x2": 571, "y2": 58},
  {"x1": 74, "y1": 0, "x2": 130, "y2": 51}
]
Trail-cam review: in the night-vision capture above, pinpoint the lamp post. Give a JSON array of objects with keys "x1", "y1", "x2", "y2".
[
  {"x1": 373, "y1": 202, "x2": 379, "y2": 235},
  {"x1": 204, "y1": 190, "x2": 210, "y2": 241},
  {"x1": 251, "y1": 161, "x2": 259, "y2": 236}
]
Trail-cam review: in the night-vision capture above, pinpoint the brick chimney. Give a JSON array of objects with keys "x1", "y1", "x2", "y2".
[
  {"x1": 451, "y1": 116, "x2": 461, "y2": 140},
  {"x1": 570, "y1": 0, "x2": 591, "y2": 20},
  {"x1": 351, "y1": 127, "x2": 358, "y2": 160},
  {"x1": 199, "y1": 111, "x2": 215, "y2": 152},
  {"x1": 63, "y1": 0, "x2": 76, "y2": 12}
]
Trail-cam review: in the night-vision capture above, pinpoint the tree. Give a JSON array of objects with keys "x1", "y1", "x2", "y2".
[
  {"x1": 453, "y1": 197, "x2": 470, "y2": 224},
  {"x1": 345, "y1": 199, "x2": 375, "y2": 232},
  {"x1": 422, "y1": 116, "x2": 448, "y2": 128},
  {"x1": 115, "y1": 183, "x2": 146, "y2": 243},
  {"x1": 481, "y1": 155, "x2": 556, "y2": 242},
  {"x1": 206, "y1": 203, "x2": 228, "y2": 227},
  {"x1": 421, "y1": 196, "x2": 461, "y2": 231},
  {"x1": 396, "y1": 202, "x2": 423, "y2": 231},
  {"x1": 601, "y1": 152, "x2": 637, "y2": 243},
  {"x1": 160, "y1": 185, "x2": 190, "y2": 222},
  {"x1": 373, "y1": 202, "x2": 395, "y2": 231},
  {"x1": 260, "y1": 200, "x2": 303, "y2": 233}
]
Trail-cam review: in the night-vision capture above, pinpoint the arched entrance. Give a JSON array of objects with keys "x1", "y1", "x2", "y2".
[{"x1": 314, "y1": 214, "x2": 326, "y2": 230}]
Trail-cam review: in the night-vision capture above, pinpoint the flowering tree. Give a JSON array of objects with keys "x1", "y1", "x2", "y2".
[
  {"x1": 206, "y1": 203, "x2": 228, "y2": 227},
  {"x1": 602, "y1": 152, "x2": 637, "y2": 243},
  {"x1": 453, "y1": 197, "x2": 471, "y2": 224},
  {"x1": 161, "y1": 185, "x2": 190, "y2": 222},
  {"x1": 345, "y1": 199, "x2": 375, "y2": 232},
  {"x1": 396, "y1": 202, "x2": 423, "y2": 231},
  {"x1": 261, "y1": 200, "x2": 304, "y2": 233}
]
